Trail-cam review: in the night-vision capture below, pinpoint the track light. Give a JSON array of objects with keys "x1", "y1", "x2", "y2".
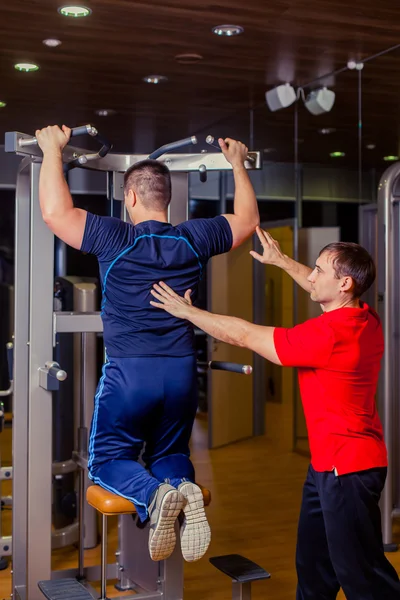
[
  {"x1": 304, "y1": 87, "x2": 335, "y2": 115},
  {"x1": 265, "y1": 83, "x2": 296, "y2": 112}
]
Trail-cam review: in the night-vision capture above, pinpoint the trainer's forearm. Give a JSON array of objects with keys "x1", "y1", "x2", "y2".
[
  {"x1": 275, "y1": 255, "x2": 312, "y2": 292},
  {"x1": 39, "y1": 153, "x2": 74, "y2": 221},
  {"x1": 183, "y1": 306, "x2": 280, "y2": 364},
  {"x1": 232, "y1": 165, "x2": 259, "y2": 226}
]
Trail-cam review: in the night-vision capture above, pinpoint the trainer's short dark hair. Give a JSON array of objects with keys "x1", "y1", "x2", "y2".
[
  {"x1": 124, "y1": 159, "x2": 171, "y2": 211},
  {"x1": 319, "y1": 242, "x2": 376, "y2": 299}
]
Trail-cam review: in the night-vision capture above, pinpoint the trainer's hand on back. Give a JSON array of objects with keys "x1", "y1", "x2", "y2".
[
  {"x1": 250, "y1": 227, "x2": 286, "y2": 266},
  {"x1": 35, "y1": 125, "x2": 71, "y2": 156},
  {"x1": 150, "y1": 282, "x2": 193, "y2": 319},
  {"x1": 219, "y1": 137, "x2": 248, "y2": 168}
]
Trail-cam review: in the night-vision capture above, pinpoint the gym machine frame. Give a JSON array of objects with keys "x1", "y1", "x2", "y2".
[
  {"x1": 5, "y1": 126, "x2": 261, "y2": 600},
  {"x1": 371, "y1": 162, "x2": 400, "y2": 552}
]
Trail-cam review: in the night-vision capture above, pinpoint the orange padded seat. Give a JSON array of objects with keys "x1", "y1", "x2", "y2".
[{"x1": 87, "y1": 484, "x2": 211, "y2": 516}]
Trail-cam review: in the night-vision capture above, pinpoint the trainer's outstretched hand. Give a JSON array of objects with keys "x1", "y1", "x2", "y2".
[
  {"x1": 36, "y1": 125, "x2": 71, "y2": 156},
  {"x1": 150, "y1": 282, "x2": 193, "y2": 319},
  {"x1": 250, "y1": 226, "x2": 286, "y2": 266}
]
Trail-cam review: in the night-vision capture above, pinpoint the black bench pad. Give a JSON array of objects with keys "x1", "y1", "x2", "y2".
[{"x1": 209, "y1": 554, "x2": 271, "y2": 583}]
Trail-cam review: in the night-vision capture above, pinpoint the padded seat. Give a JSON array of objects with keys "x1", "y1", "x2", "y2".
[{"x1": 87, "y1": 483, "x2": 211, "y2": 516}]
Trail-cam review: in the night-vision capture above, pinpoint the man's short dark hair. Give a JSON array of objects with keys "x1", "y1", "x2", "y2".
[
  {"x1": 124, "y1": 159, "x2": 171, "y2": 211},
  {"x1": 319, "y1": 242, "x2": 376, "y2": 299}
]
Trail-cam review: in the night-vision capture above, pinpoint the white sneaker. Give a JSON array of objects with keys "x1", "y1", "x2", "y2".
[
  {"x1": 178, "y1": 481, "x2": 211, "y2": 562},
  {"x1": 148, "y1": 484, "x2": 184, "y2": 561}
]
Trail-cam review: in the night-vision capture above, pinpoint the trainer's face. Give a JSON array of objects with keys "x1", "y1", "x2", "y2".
[{"x1": 307, "y1": 251, "x2": 349, "y2": 307}]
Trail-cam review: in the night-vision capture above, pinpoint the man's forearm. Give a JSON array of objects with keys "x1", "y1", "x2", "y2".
[
  {"x1": 276, "y1": 255, "x2": 312, "y2": 293},
  {"x1": 185, "y1": 306, "x2": 281, "y2": 364},
  {"x1": 39, "y1": 153, "x2": 74, "y2": 221},
  {"x1": 232, "y1": 165, "x2": 259, "y2": 226}
]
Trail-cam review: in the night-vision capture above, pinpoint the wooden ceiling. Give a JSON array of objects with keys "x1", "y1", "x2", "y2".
[{"x1": 1, "y1": 0, "x2": 400, "y2": 168}]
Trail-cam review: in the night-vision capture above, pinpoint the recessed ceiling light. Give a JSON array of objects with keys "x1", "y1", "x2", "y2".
[
  {"x1": 58, "y1": 5, "x2": 92, "y2": 17},
  {"x1": 366, "y1": 144, "x2": 376, "y2": 150},
  {"x1": 0, "y1": 101, "x2": 6, "y2": 108},
  {"x1": 175, "y1": 53, "x2": 203, "y2": 64},
  {"x1": 330, "y1": 151, "x2": 345, "y2": 158},
  {"x1": 14, "y1": 63, "x2": 39, "y2": 72},
  {"x1": 319, "y1": 128, "x2": 336, "y2": 135},
  {"x1": 143, "y1": 75, "x2": 168, "y2": 84},
  {"x1": 212, "y1": 24, "x2": 244, "y2": 36},
  {"x1": 43, "y1": 38, "x2": 62, "y2": 47},
  {"x1": 95, "y1": 109, "x2": 116, "y2": 116},
  {"x1": 383, "y1": 155, "x2": 399, "y2": 162}
]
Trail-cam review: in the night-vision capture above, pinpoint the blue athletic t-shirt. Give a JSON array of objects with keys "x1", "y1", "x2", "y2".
[{"x1": 80, "y1": 214, "x2": 233, "y2": 357}]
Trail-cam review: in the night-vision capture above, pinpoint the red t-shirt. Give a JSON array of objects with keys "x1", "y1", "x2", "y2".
[{"x1": 273, "y1": 303, "x2": 387, "y2": 475}]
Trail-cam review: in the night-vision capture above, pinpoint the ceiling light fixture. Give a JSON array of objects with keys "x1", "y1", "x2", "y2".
[
  {"x1": 95, "y1": 109, "x2": 116, "y2": 116},
  {"x1": 319, "y1": 128, "x2": 336, "y2": 135},
  {"x1": 383, "y1": 155, "x2": 399, "y2": 162},
  {"x1": 0, "y1": 101, "x2": 6, "y2": 108},
  {"x1": 330, "y1": 151, "x2": 345, "y2": 158},
  {"x1": 58, "y1": 5, "x2": 92, "y2": 17},
  {"x1": 266, "y1": 83, "x2": 296, "y2": 112},
  {"x1": 14, "y1": 63, "x2": 39, "y2": 72},
  {"x1": 212, "y1": 24, "x2": 244, "y2": 36},
  {"x1": 43, "y1": 38, "x2": 62, "y2": 47},
  {"x1": 143, "y1": 75, "x2": 168, "y2": 84},
  {"x1": 305, "y1": 87, "x2": 335, "y2": 115},
  {"x1": 175, "y1": 53, "x2": 203, "y2": 64},
  {"x1": 366, "y1": 144, "x2": 376, "y2": 150}
]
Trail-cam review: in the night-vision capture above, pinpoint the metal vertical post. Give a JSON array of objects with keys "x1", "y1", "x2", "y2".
[
  {"x1": 377, "y1": 163, "x2": 400, "y2": 551},
  {"x1": 73, "y1": 283, "x2": 98, "y2": 550},
  {"x1": 27, "y1": 161, "x2": 55, "y2": 599},
  {"x1": 169, "y1": 173, "x2": 188, "y2": 225},
  {"x1": 101, "y1": 515, "x2": 108, "y2": 600},
  {"x1": 12, "y1": 158, "x2": 32, "y2": 598},
  {"x1": 293, "y1": 103, "x2": 302, "y2": 452}
]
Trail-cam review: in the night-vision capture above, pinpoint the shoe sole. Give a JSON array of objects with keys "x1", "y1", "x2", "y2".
[
  {"x1": 179, "y1": 482, "x2": 211, "y2": 562},
  {"x1": 148, "y1": 490, "x2": 184, "y2": 561}
]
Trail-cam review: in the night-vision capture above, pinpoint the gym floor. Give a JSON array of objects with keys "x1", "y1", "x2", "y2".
[{"x1": 0, "y1": 404, "x2": 399, "y2": 600}]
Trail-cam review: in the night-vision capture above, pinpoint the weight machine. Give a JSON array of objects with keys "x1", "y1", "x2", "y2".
[
  {"x1": 4, "y1": 125, "x2": 262, "y2": 600},
  {"x1": 358, "y1": 163, "x2": 400, "y2": 552}
]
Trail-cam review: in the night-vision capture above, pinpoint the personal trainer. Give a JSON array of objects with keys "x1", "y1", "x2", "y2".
[{"x1": 150, "y1": 226, "x2": 400, "y2": 599}]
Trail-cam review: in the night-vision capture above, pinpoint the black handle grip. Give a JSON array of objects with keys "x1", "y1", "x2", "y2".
[
  {"x1": 208, "y1": 361, "x2": 252, "y2": 375},
  {"x1": 148, "y1": 136, "x2": 197, "y2": 160},
  {"x1": 70, "y1": 125, "x2": 93, "y2": 137},
  {"x1": 6, "y1": 342, "x2": 13, "y2": 382}
]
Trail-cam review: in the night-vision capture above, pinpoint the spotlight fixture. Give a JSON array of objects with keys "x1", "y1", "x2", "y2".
[
  {"x1": 330, "y1": 151, "x2": 345, "y2": 158},
  {"x1": 175, "y1": 53, "x2": 203, "y2": 64},
  {"x1": 143, "y1": 75, "x2": 168, "y2": 84},
  {"x1": 95, "y1": 109, "x2": 116, "y2": 116},
  {"x1": 347, "y1": 60, "x2": 364, "y2": 71},
  {"x1": 318, "y1": 128, "x2": 336, "y2": 135},
  {"x1": 383, "y1": 155, "x2": 399, "y2": 162},
  {"x1": 58, "y1": 6, "x2": 92, "y2": 17},
  {"x1": 212, "y1": 24, "x2": 244, "y2": 36},
  {"x1": 43, "y1": 38, "x2": 62, "y2": 47},
  {"x1": 0, "y1": 101, "x2": 6, "y2": 108},
  {"x1": 305, "y1": 87, "x2": 335, "y2": 115},
  {"x1": 265, "y1": 83, "x2": 296, "y2": 112},
  {"x1": 14, "y1": 63, "x2": 39, "y2": 72}
]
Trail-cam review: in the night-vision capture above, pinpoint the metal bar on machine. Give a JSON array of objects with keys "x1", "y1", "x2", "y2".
[
  {"x1": 4, "y1": 131, "x2": 262, "y2": 171},
  {"x1": 54, "y1": 312, "x2": 103, "y2": 334}
]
